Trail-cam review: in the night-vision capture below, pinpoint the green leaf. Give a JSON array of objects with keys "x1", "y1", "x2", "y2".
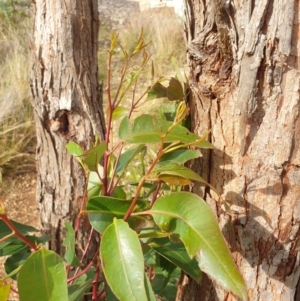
[
  {"x1": 0, "y1": 281, "x2": 10, "y2": 301},
  {"x1": 144, "y1": 274, "x2": 156, "y2": 301},
  {"x1": 18, "y1": 247, "x2": 68, "y2": 301},
  {"x1": 118, "y1": 115, "x2": 205, "y2": 145},
  {"x1": 63, "y1": 223, "x2": 81, "y2": 267},
  {"x1": 68, "y1": 281, "x2": 91, "y2": 301},
  {"x1": 150, "y1": 192, "x2": 247, "y2": 301},
  {"x1": 0, "y1": 235, "x2": 48, "y2": 257},
  {"x1": 87, "y1": 197, "x2": 148, "y2": 234},
  {"x1": 153, "y1": 267, "x2": 180, "y2": 300},
  {"x1": 4, "y1": 251, "x2": 30, "y2": 280},
  {"x1": 116, "y1": 144, "x2": 145, "y2": 175},
  {"x1": 118, "y1": 115, "x2": 131, "y2": 140},
  {"x1": 149, "y1": 238, "x2": 201, "y2": 283},
  {"x1": 0, "y1": 238, "x2": 27, "y2": 256},
  {"x1": 68, "y1": 275, "x2": 92, "y2": 301},
  {"x1": 100, "y1": 219, "x2": 151, "y2": 301},
  {"x1": 87, "y1": 170, "x2": 102, "y2": 199},
  {"x1": 112, "y1": 106, "x2": 129, "y2": 121},
  {"x1": 105, "y1": 285, "x2": 119, "y2": 301},
  {"x1": 0, "y1": 220, "x2": 37, "y2": 237},
  {"x1": 155, "y1": 164, "x2": 219, "y2": 194},
  {"x1": 66, "y1": 142, "x2": 83, "y2": 157},
  {"x1": 66, "y1": 142, "x2": 84, "y2": 167},
  {"x1": 152, "y1": 256, "x2": 176, "y2": 293},
  {"x1": 147, "y1": 82, "x2": 168, "y2": 100},
  {"x1": 159, "y1": 149, "x2": 201, "y2": 165},
  {"x1": 68, "y1": 267, "x2": 95, "y2": 301},
  {"x1": 83, "y1": 142, "x2": 106, "y2": 172}
]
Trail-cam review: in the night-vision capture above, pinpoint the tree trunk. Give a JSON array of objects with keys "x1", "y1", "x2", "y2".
[
  {"x1": 31, "y1": 0, "x2": 105, "y2": 255},
  {"x1": 178, "y1": 0, "x2": 300, "y2": 300}
]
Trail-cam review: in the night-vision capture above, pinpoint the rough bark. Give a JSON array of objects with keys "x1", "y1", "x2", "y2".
[
  {"x1": 31, "y1": 0, "x2": 105, "y2": 254},
  {"x1": 178, "y1": 0, "x2": 300, "y2": 300}
]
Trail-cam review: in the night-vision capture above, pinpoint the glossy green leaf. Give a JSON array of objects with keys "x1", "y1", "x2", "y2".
[
  {"x1": 116, "y1": 144, "x2": 146, "y2": 175},
  {"x1": 149, "y1": 238, "x2": 201, "y2": 283},
  {"x1": 18, "y1": 247, "x2": 68, "y2": 301},
  {"x1": 100, "y1": 219, "x2": 150, "y2": 301},
  {"x1": 63, "y1": 223, "x2": 81, "y2": 267},
  {"x1": 150, "y1": 192, "x2": 247, "y2": 301},
  {"x1": 83, "y1": 142, "x2": 106, "y2": 172},
  {"x1": 87, "y1": 197, "x2": 148, "y2": 234},
  {"x1": 118, "y1": 115, "x2": 205, "y2": 145},
  {"x1": 159, "y1": 149, "x2": 201, "y2": 165},
  {"x1": 0, "y1": 281, "x2": 10, "y2": 301}
]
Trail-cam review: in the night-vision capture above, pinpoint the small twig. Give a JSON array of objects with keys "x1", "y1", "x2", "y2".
[{"x1": 0, "y1": 214, "x2": 38, "y2": 251}]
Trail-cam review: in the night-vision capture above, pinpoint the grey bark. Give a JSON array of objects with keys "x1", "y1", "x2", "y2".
[
  {"x1": 178, "y1": 0, "x2": 300, "y2": 300},
  {"x1": 31, "y1": 0, "x2": 105, "y2": 254}
]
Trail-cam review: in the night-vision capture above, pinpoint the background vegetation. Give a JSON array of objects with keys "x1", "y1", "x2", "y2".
[
  {"x1": 0, "y1": 1, "x2": 186, "y2": 180},
  {"x1": 0, "y1": 0, "x2": 34, "y2": 178}
]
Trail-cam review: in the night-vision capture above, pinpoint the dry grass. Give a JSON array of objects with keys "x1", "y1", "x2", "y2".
[
  {"x1": 0, "y1": 11, "x2": 35, "y2": 178},
  {"x1": 119, "y1": 7, "x2": 186, "y2": 76}
]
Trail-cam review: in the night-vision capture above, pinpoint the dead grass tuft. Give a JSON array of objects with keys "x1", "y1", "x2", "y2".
[{"x1": 0, "y1": 13, "x2": 35, "y2": 178}]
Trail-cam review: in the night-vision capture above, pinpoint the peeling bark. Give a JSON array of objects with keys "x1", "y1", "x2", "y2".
[
  {"x1": 31, "y1": 0, "x2": 105, "y2": 255},
  {"x1": 179, "y1": 0, "x2": 300, "y2": 300}
]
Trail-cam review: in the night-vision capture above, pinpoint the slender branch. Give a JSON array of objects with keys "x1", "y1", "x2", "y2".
[
  {"x1": 0, "y1": 214, "x2": 38, "y2": 251},
  {"x1": 92, "y1": 264, "x2": 101, "y2": 301},
  {"x1": 124, "y1": 146, "x2": 163, "y2": 220},
  {"x1": 107, "y1": 142, "x2": 124, "y2": 194},
  {"x1": 112, "y1": 60, "x2": 129, "y2": 107},
  {"x1": 150, "y1": 181, "x2": 162, "y2": 207},
  {"x1": 67, "y1": 253, "x2": 97, "y2": 283}
]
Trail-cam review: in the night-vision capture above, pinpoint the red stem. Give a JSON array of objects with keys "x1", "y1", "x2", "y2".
[
  {"x1": 124, "y1": 148, "x2": 163, "y2": 221},
  {"x1": 92, "y1": 264, "x2": 101, "y2": 301},
  {"x1": 67, "y1": 255, "x2": 96, "y2": 283},
  {"x1": 150, "y1": 181, "x2": 162, "y2": 207},
  {"x1": 0, "y1": 214, "x2": 38, "y2": 251}
]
